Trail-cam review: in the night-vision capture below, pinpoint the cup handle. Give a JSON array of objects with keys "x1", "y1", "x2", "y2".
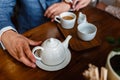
[
  {"x1": 54, "y1": 16, "x2": 61, "y2": 23},
  {"x1": 32, "y1": 46, "x2": 44, "y2": 61}
]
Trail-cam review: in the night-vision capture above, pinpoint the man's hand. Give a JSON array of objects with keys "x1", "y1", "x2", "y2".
[
  {"x1": 72, "y1": 0, "x2": 91, "y2": 11},
  {"x1": 1, "y1": 30, "x2": 41, "y2": 68},
  {"x1": 44, "y1": 2, "x2": 71, "y2": 21}
]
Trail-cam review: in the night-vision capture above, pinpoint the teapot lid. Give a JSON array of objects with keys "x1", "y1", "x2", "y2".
[{"x1": 43, "y1": 38, "x2": 60, "y2": 48}]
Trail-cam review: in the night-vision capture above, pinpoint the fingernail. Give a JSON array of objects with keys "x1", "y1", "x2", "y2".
[
  {"x1": 32, "y1": 64, "x2": 36, "y2": 68},
  {"x1": 72, "y1": 5, "x2": 75, "y2": 8}
]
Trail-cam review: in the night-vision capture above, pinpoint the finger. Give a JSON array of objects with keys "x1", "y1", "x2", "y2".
[
  {"x1": 51, "y1": 13, "x2": 57, "y2": 22},
  {"x1": 76, "y1": 0, "x2": 90, "y2": 10},
  {"x1": 45, "y1": 5, "x2": 55, "y2": 15},
  {"x1": 44, "y1": 8, "x2": 50, "y2": 17},
  {"x1": 47, "y1": 5, "x2": 59, "y2": 18},
  {"x1": 9, "y1": 49, "x2": 20, "y2": 61},
  {"x1": 44, "y1": 4, "x2": 56, "y2": 17},
  {"x1": 23, "y1": 43, "x2": 36, "y2": 63},
  {"x1": 72, "y1": 0, "x2": 76, "y2": 1},
  {"x1": 20, "y1": 56, "x2": 36, "y2": 68},
  {"x1": 27, "y1": 39, "x2": 42, "y2": 46},
  {"x1": 74, "y1": 2, "x2": 82, "y2": 11},
  {"x1": 74, "y1": 0, "x2": 87, "y2": 11},
  {"x1": 72, "y1": 0, "x2": 79, "y2": 8},
  {"x1": 51, "y1": 18, "x2": 54, "y2": 22},
  {"x1": 51, "y1": 10, "x2": 60, "y2": 19},
  {"x1": 45, "y1": 9, "x2": 53, "y2": 18},
  {"x1": 51, "y1": 14, "x2": 55, "y2": 20},
  {"x1": 76, "y1": 2, "x2": 87, "y2": 11},
  {"x1": 17, "y1": 46, "x2": 36, "y2": 68},
  {"x1": 50, "y1": 10, "x2": 61, "y2": 22},
  {"x1": 47, "y1": 9, "x2": 56, "y2": 18}
]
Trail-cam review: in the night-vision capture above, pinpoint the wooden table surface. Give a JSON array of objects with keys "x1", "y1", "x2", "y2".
[{"x1": 0, "y1": 6, "x2": 120, "y2": 80}]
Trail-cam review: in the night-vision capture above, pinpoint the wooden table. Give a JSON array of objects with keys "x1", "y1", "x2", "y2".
[{"x1": 0, "y1": 6, "x2": 120, "y2": 80}]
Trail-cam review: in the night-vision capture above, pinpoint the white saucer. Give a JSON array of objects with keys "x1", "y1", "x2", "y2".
[{"x1": 36, "y1": 49, "x2": 71, "y2": 71}]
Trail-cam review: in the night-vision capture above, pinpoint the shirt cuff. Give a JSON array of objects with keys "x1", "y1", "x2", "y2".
[{"x1": 0, "y1": 26, "x2": 17, "y2": 50}]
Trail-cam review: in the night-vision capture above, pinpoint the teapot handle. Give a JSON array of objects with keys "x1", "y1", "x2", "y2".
[{"x1": 32, "y1": 46, "x2": 44, "y2": 61}]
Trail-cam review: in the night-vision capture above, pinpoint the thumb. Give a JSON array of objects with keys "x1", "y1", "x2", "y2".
[{"x1": 27, "y1": 39, "x2": 42, "y2": 46}]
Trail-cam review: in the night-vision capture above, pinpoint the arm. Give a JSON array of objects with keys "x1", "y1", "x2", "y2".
[
  {"x1": 96, "y1": 2, "x2": 120, "y2": 19},
  {"x1": 0, "y1": 0, "x2": 16, "y2": 30},
  {"x1": 105, "y1": 5, "x2": 120, "y2": 19},
  {"x1": 0, "y1": 0, "x2": 41, "y2": 68},
  {"x1": 0, "y1": 0, "x2": 17, "y2": 48}
]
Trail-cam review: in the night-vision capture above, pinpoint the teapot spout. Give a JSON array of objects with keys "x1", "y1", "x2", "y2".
[{"x1": 62, "y1": 35, "x2": 72, "y2": 49}]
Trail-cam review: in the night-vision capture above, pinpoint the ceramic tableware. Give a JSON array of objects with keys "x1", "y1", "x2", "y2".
[
  {"x1": 54, "y1": 12, "x2": 76, "y2": 29},
  {"x1": 106, "y1": 51, "x2": 120, "y2": 80},
  {"x1": 77, "y1": 12, "x2": 87, "y2": 24},
  {"x1": 77, "y1": 22, "x2": 97, "y2": 41},
  {"x1": 32, "y1": 35, "x2": 72, "y2": 66}
]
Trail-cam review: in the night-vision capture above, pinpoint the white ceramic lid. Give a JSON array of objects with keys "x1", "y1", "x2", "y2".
[{"x1": 42, "y1": 38, "x2": 61, "y2": 48}]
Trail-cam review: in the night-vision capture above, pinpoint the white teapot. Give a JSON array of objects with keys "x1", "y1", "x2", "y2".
[{"x1": 32, "y1": 35, "x2": 72, "y2": 66}]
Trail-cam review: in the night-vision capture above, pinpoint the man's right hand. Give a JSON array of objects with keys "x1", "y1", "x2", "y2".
[{"x1": 1, "y1": 30, "x2": 42, "y2": 68}]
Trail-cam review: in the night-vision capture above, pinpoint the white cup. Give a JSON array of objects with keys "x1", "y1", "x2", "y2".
[
  {"x1": 55, "y1": 12, "x2": 76, "y2": 29},
  {"x1": 106, "y1": 51, "x2": 120, "y2": 80},
  {"x1": 77, "y1": 12, "x2": 87, "y2": 24},
  {"x1": 77, "y1": 22, "x2": 97, "y2": 41}
]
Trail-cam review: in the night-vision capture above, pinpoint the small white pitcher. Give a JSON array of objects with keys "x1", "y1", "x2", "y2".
[{"x1": 77, "y1": 12, "x2": 87, "y2": 24}]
